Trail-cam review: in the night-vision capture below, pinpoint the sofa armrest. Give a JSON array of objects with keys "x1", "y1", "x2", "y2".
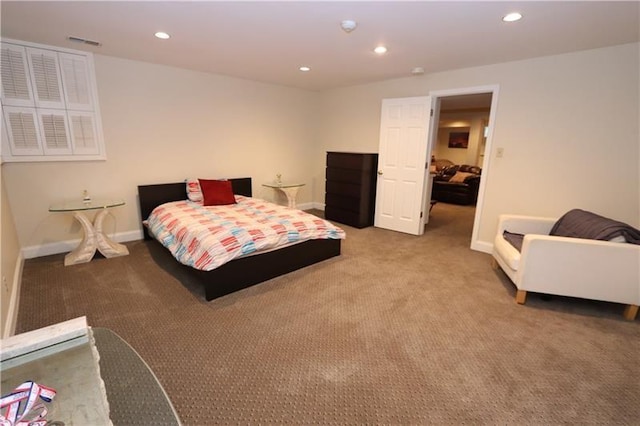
[
  {"x1": 463, "y1": 175, "x2": 480, "y2": 184},
  {"x1": 518, "y1": 235, "x2": 640, "y2": 304},
  {"x1": 497, "y1": 214, "x2": 557, "y2": 236}
]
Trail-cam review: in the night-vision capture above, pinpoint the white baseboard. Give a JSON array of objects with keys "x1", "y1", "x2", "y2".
[
  {"x1": 309, "y1": 202, "x2": 325, "y2": 211},
  {"x1": 3, "y1": 254, "x2": 24, "y2": 338},
  {"x1": 21, "y1": 230, "x2": 143, "y2": 260},
  {"x1": 295, "y1": 202, "x2": 314, "y2": 211},
  {"x1": 471, "y1": 239, "x2": 493, "y2": 254}
]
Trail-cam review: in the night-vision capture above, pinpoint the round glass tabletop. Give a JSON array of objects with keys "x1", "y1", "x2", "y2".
[{"x1": 48, "y1": 199, "x2": 125, "y2": 212}]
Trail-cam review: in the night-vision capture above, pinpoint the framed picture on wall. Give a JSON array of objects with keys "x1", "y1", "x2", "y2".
[{"x1": 448, "y1": 131, "x2": 469, "y2": 149}]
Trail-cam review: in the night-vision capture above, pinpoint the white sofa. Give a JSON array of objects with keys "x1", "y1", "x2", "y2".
[{"x1": 492, "y1": 214, "x2": 640, "y2": 320}]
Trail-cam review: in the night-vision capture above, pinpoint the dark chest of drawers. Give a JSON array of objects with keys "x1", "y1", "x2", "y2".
[{"x1": 325, "y1": 152, "x2": 378, "y2": 228}]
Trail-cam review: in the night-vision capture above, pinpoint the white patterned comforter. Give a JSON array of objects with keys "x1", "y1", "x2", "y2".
[{"x1": 146, "y1": 196, "x2": 345, "y2": 271}]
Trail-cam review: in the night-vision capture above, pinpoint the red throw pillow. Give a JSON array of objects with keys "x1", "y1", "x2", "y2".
[{"x1": 198, "y1": 179, "x2": 236, "y2": 206}]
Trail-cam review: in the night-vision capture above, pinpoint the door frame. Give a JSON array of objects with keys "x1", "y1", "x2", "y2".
[{"x1": 428, "y1": 84, "x2": 500, "y2": 253}]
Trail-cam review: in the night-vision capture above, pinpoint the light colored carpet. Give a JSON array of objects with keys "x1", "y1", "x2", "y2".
[{"x1": 16, "y1": 203, "x2": 640, "y2": 424}]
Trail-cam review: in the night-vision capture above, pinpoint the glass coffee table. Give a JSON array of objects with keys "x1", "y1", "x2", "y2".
[{"x1": 1, "y1": 318, "x2": 181, "y2": 425}]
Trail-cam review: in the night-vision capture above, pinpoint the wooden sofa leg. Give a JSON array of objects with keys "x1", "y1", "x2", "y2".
[
  {"x1": 491, "y1": 257, "x2": 499, "y2": 270},
  {"x1": 515, "y1": 290, "x2": 527, "y2": 305},
  {"x1": 623, "y1": 304, "x2": 639, "y2": 321}
]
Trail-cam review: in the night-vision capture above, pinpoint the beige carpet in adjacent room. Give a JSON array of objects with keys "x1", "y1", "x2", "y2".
[{"x1": 15, "y1": 203, "x2": 640, "y2": 424}]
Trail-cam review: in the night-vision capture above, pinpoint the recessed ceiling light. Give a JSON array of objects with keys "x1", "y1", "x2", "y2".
[
  {"x1": 299, "y1": 66, "x2": 311, "y2": 72},
  {"x1": 374, "y1": 46, "x2": 388, "y2": 55},
  {"x1": 155, "y1": 32, "x2": 170, "y2": 39},
  {"x1": 502, "y1": 12, "x2": 522, "y2": 22}
]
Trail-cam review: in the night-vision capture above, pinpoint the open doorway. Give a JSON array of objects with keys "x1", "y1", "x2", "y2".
[
  {"x1": 434, "y1": 94, "x2": 491, "y2": 171},
  {"x1": 426, "y1": 86, "x2": 499, "y2": 252}
]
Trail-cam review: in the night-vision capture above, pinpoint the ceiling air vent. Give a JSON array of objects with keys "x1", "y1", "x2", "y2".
[{"x1": 67, "y1": 36, "x2": 102, "y2": 47}]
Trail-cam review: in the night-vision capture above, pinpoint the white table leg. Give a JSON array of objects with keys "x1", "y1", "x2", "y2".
[
  {"x1": 64, "y1": 210, "x2": 129, "y2": 266},
  {"x1": 64, "y1": 211, "x2": 98, "y2": 266},
  {"x1": 94, "y1": 209, "x2": 129, "y2": 259},
  {"x1": 280, "y1": 186, "x2": 300, "y2": 208}
]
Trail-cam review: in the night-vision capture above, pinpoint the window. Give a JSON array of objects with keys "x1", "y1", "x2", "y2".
[{"x1": 1, "y1": 39, "x2": 105, "y2": 162}]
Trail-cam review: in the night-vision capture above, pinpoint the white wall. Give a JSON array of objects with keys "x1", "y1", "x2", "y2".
[
  {"x1": 318, "y1": 43, "x2": 640, "y2": 245},
  {"x1": 2, "y1": 55, "x2": 320, "y2": 255},
  {"x1": 1, "y1": 167, "x2": 22, "y2": 336},
  {"x1": 2, "y1": 43, "x2": 639, "y2": 257},
  {"x1": 435, "y1": 111, "x2": 489, "y2": 167}
]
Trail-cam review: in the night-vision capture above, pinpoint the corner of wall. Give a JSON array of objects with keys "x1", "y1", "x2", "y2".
[
  {"x1": 1, "y1": 167, "x2": 24, "y2": 337},
  {"x1": 2, "y1": 253, "x2": 23, "y2": 338}
]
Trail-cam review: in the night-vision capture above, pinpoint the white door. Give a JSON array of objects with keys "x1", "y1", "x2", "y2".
[{"x1": 374, "y1": 96, "x2": 434, "y2": 235}]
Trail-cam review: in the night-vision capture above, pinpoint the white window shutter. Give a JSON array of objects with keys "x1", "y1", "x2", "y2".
[
  {"x1": 69, "y1": 111, "x2": 99, "y2": 155},
  {"x1": 59, "y1": 53, "x2": 93, "y2": 111},
  {"x1": 1, "y1": 39, "x2": 105, "y2": 162},
  {"x1": 38, "y1": 109, "x2": 72, "y2": 155},
  {"x1": 1, "y1": 105, "x2": 9, "y2": 159},
  {"x1": 1, "y1": 43, "x2": 35, "y2": 107},
  {"x1": 26, "y1": 47, "x2": 65, "y2": 109},
  {"x1": 3, "y1": 106, "x2": 43, "y2": 155}
]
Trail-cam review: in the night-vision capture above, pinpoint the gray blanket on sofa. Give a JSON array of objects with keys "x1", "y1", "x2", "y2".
[
  {"x1": 549, "y1": 209, "x2": 640, "y2": 245},
  {"x1": 503, "y1": 209, "x2": 640, "y2": 252}
]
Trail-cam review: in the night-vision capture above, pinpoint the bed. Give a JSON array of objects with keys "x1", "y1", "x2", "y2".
[{"x1": 137, "y1": 178, "x2": 342, "y2": 300}]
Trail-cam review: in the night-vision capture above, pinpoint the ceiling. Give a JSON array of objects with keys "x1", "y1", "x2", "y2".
[{"x1": 1, "y1": 1, "x2": 638, "y2": 92}]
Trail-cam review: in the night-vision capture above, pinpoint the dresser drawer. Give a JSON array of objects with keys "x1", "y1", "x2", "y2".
[
  {"x1": 326, "y1": 167, "x2": 370, "y2": 184},
  {"x1": 327, "y1": 152, "x2": 376, "y2": 171},
  {"x1": 325, "y1": 180, "x2": 364, "y2": 198},
  {"x1": 325, "y1": 206, "x2": 371, "y2": 229},
  {"x1": 325, "y1": 193, "x2": 363, "y2": 212}
]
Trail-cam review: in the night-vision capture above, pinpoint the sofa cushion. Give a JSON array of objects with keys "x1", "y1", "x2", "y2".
[
  {"x1": 449, "y1": 171, "x2": 475, "y2": 183},
  {"x1": 494, "y1": 234, "x2": 521, "y2": 270},
  {"x1": 459, "y1": 165, "x2": 482, "y2": 174},
  {"x1": 503, "y1": 231, "x2": 524, "y2": 252},
  {"x1": 434, "y1": 159, "x2": 454, "y2": 171},
  {"x1": 441, "y1": 164, "x2": 460, "y2": 175}
]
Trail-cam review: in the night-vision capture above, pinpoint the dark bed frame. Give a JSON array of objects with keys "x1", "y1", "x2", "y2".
[{"x1": 137, "y1": 178, "x2": 341, "y2": 301}]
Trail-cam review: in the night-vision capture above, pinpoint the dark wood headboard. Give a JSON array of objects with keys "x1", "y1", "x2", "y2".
[{"x1": 137, "y1": 177, "x2": 252, "y2": 240}]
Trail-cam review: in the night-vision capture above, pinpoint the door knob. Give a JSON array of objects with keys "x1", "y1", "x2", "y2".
[{"x1": 377, "y1": 170, "x2": 383, "y2": 175}]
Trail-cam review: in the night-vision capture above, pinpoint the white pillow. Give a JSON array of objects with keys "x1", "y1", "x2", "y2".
[
  {"x1": 609, "y1": 235, "x2": 627, "y2": 243},
  {"x1": 186, "y1": 178, "x2": 203, "y2": 202}
]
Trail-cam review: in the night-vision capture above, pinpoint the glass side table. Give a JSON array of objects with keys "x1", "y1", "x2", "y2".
[
  {"x1": 49, "y1": 199, "x2": 129, "y2": 266},
  {"x1": 262, "y1": 183, "x2": 305, "y2": 208}
]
